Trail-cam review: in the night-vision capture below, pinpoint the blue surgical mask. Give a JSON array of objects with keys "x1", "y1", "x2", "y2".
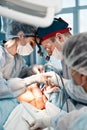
[{"x1": 66, "y1": 79, "x2": 87, "y2": 103}]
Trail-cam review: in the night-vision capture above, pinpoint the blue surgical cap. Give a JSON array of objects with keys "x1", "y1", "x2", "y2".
[
  {"x1": 37, "y1": 17, "x2": 71, "y2": 42},
  {"x1": 6, "y1": 19, "x2": 37, "y2": 41}
]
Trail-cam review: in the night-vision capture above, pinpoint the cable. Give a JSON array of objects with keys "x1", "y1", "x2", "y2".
[
  {"x1": 37, "y1": 46, "x2": 50, "y2": 61},
  {"x1": 44, "y1": 63, "x2": 69, "y2": 113},
  {"x1": 35, "y1": 34, "x2": 50, "y2": 61}
]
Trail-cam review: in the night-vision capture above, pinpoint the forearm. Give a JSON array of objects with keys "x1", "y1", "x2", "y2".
[
  {"x1": 0, "y1": 77, "x2": 26, "y2": 99},
  {"x1": 24, "y1": 74, "x2": 45, "y2": 86},
  {"x1": 52, "y1": 107, "x2": 87, "y2": 130}
]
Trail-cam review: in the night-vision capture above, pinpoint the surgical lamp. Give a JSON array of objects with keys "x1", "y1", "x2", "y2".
[{"x1": 0, "y1": 0, "x2": 62, "y2": 27}]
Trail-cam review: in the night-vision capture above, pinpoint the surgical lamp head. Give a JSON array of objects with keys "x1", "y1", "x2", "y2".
[{"x1": 63, "y1": 32, "x2": 87, "y2": 76}]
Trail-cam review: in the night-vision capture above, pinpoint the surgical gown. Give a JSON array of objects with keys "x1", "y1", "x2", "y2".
[
  {"x1": 0, "y1": 46, "x2": 33, "y2": 127},
  {"x1": 50, "y1": 79, "x2": 87, "y2": 130}
]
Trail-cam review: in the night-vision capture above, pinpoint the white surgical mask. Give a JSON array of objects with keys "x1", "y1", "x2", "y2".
[
  {"x1": 17, "y1": 43, "x2": 33, "y2": 56},
  {"x1": 52, "y1": 47, "x2": 63, "y2": 60}
]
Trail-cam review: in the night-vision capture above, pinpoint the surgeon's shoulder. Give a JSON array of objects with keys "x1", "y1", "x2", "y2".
[
  {"x1": 0, "y1": 46, "x2": 5, "y2": 66},
  {"x1": 0, "y1": 45, "x2": 5, "y2": 55}
]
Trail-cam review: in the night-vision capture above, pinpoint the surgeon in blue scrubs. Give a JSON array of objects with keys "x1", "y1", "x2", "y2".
[{"x1": 0, "y1": 19, "x2": 45, "y2": 130}]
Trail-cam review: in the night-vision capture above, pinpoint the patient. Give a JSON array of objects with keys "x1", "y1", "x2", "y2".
[
  {"x1": 18, "y1": 83, "x2": 47, "y2": 110},
  {"x1": 18, "y1": 81, "x2": 59, "y2": 110},
  {"x1": 4, "y1": 80, "x2": 60, "y2": 130}
]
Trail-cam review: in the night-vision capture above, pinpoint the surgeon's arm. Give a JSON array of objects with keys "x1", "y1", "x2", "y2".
[
  {"x1": 30, "y1": 101, "x2": 83, "y2": 130},
  {"x1": 41, "y1": 71, "x2": 69, "y2": 89},
  {"x1": 53, "y1": 107, "x2": 87, "y2": 130},
  {"x1": 29, "y1": 101, "x2": 66, "y2": 130},
  {"x1": 0, "y1": 72, "x2": 27, "y2": 99},
  {"x1": 0, "y1": 72, "x2": 50, "y2": 99}
]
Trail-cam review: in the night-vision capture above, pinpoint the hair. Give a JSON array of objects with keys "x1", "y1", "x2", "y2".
[
  {"x1": 11, "y1": 21, "x2": 37, "y2": 36},
  {"x1": 49, "y1": 31, "x2": 72, "y2": 42},
  {"x1": 63, "y1": 31, "x2": 72, "y2": 38},
  {"x1": 50, "y1": 36, "x2": 56, "y2": 42},
  {"x1": 6, "y1": 19, "x2": 37, "y2": 40}
]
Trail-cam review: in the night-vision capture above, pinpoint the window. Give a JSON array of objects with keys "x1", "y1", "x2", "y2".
[
  {"x1": 56, "y1": 0, "x2": 87, "y2": 34},
  {"x1": 79, "y1": 9, "x2": 87, "y2": 32},
  {"x1": 62, "y1": 0, "x2": 75, "y2": 8},
  {"x1": 79, "y1": 0, "x2": 87, "y2": 6}
]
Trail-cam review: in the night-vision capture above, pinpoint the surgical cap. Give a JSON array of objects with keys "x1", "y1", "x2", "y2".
[
  {"x1": 6, "y1": 19, "x2": 37, "y2": 41},
  {"x1": 63, "y1": 32, "x2": 87, "y2": 76},
  {"x1": 37, "y1": 17, "x2": 71, "y2": 42}
]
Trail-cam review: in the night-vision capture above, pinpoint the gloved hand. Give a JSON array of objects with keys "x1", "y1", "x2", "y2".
[
  {"x1": 44, "y1": 71, "x2": 68, "y2": 88},
  {"x1": 44, "y1": 71, "x2": 61, "y2": 86},
  {"x1": 24, "y1": 72, "x2": 54, "y2": 86},
  {"x1": 46, "y1": 101, "x2": 60, "y2": 116},
  {"x1": 30, "y1": 101, "x2": 60, "y2": 130},
  {"x1": 24, "y1": 71, "x2": 63, "y2": 87},
  {"x1": 32, "y1": 64, "x2": 45, "y2": 74},
  {"x1": 30, "y1": 116, "x2": 51, "y2": 130}
]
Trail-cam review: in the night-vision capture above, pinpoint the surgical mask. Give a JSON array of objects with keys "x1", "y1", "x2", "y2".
[
  {"x1": 17, "y1": 43, "x2": 33, "y2": 56},
  {"x1": 52, "y1": 47, "x2": 63, "y2": 60},
  {"x1": 66, "y1": 79, "x2": 87, "y2": 103}
]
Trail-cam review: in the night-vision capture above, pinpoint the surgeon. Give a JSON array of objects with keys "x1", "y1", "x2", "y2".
[
  {"x1": 0, "y1": 18, "x2": 47, "y2": 130},
  {"x1": 36, "y1": 17, "x2": 72, "y2": 79},
  {"x1": 5, "y1": 19, "x2": 45, "y2": 77},
  {"x1": 29, "y1": 32, "x2": 87, "y2": 130}
]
